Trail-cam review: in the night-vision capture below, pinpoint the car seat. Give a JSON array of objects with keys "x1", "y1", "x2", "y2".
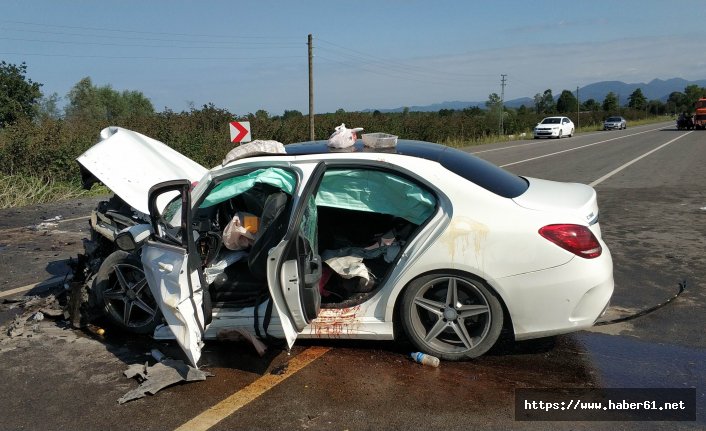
[{"x1": 247, "y1": 191, "x2": 290, "y2": 281}]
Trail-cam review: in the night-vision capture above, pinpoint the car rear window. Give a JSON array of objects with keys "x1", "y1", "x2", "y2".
[{"x1": 435, "y1": 146, "x2": 529, "y2": 198}]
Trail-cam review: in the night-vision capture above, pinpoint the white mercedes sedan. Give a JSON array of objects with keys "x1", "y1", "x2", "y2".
[{"x1": 76, "y1": 127, "x2": 613, "y2": 366}]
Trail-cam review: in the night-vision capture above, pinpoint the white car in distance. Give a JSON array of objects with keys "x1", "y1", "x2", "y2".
[{"x1": 534, "y1": 116, "x2": 575, "y2": 139}]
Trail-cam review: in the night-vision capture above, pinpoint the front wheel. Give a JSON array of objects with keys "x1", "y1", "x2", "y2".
[
  {"x1": 400, "y1": 274, "x2": 504, "y2": 360},
  {"x1": 569, "y1": 128, "x2": 574, "y2": 137},
  {"x1": 94, "y1": 250, "x2": 162, "y2": 334},
  {"x1": 557, "y1": 130, "x2": 563, "y2": 139}
]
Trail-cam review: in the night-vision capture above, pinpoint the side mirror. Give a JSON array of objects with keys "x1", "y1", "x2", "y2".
[{"x1": 115, "y1": 224, "x2": 153, "y2": 252}]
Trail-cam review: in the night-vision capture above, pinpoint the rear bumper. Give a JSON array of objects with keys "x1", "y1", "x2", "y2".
[{"x1": 497, "y1": 249, "x2": 614, "y2": 340}]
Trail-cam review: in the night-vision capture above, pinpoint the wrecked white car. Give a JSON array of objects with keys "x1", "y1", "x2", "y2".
[{"x1": 76, "y1": 127, "x2": 613, "y2": 367}]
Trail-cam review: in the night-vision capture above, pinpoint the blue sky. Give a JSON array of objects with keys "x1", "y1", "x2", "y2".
[{"x1": 2, "y1": 1, "x2": 704, "y2": 115}]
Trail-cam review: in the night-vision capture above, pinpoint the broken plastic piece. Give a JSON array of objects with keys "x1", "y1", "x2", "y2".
[{"x1": 118, "y1": 359, "x2": 213, "y2": 404}]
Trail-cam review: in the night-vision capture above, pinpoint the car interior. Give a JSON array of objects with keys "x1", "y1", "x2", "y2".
[{"x1": 191, "y1": 166, "x2": 438, "y2": 311}]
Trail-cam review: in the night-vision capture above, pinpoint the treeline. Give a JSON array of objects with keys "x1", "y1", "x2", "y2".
[
  {"x1": 0, "y1": 104, "x2": 657, "y2": 184},
  {"x1": 1, "y1": 61, "x2": 704, "y2": 186}
]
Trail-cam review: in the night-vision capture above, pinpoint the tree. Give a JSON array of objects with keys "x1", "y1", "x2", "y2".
[
  {"x1": 556, "y1": 90, "x2": 578, "y2": 113},
  {"x1": 534, "y1": 89, "x2": 555, "y2": 114},
  {"x1": 582, "y1": 98, "x2": 600, "y2": 111},
  {"x1": 65, "y1": 77, "x2": 154, "y2": 121},
  {"x1": 485, "y1": 92, "x2": 501, "y2": 109},
  {"x1": 602, "y1": 92, "x2": 619, "y2": 113},
  {"x1": 666, "y1": 91, "x2": 686, "y2": 114},
  {"x1": 627, "y1": 88, "x2": 647, "y2": 110},
  {"x1": 37, "y1": 92, "x2": 62, "y2": 120},
  {"x1": 0, "y1": 61, "x2": 43, "y2": 127},
  {"x1": 684, "y1": 85, "x2": 706, "y2": 109},
  {"x1": 282, "y1": 109, "x2": 303, "y2": 120}
]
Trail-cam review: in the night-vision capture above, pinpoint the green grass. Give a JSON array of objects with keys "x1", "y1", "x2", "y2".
[{"x1": 0, "y1": 173, "x2": 108, "y2": 209}]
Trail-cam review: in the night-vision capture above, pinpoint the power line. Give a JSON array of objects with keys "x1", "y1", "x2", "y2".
[
  {"x1": 0, "y1": 51, "x2": 302, "y2": 61},
  {"x1": 0, "y1": 36, "x2": 301, "y2": 50},
  {"x1": 0, "y1": 27, "x2": 302, "y2": 46},
  {"x1": 0, "y1": 20, "x2": 297, "y2": 40},
  {"x1": 316, "y1": 38, "x2": 496, "y2": 79}
]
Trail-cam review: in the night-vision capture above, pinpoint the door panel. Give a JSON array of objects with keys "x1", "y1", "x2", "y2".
[
  {"x1": 143, "y1": 179, "x2": 205, "y2": 367},
  {"x1": 142, "y1": 242, "x2": 204, "y2": 367},
  {"x1": 266, "y1": 163, "x2": 325, "y2": 348}
]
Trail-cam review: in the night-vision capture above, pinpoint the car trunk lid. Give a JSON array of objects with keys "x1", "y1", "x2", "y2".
[{"x1": 513, "y1": 177, "x2": 601, "y2": 236}]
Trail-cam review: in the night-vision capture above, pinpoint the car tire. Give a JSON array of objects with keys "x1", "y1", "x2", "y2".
[
  {"x1": 557, "y1": 130, "x2": 563, "y2": 139},
  {"x1": 569, "y1": 128, "x2": 574, "y2": 137},
  {"x1": 400, "y1": 273, "x2": 504, "y2": 361},
  {"x1": 94, "y1": 250, "x2": 162, "y2": 334}
]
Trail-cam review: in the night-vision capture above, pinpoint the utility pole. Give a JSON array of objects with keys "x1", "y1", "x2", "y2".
[
  {"x1": 576, "y1": 86, "x2": 580, "y2": 131},
  {"x1": 499, "y1": 74, "x2": 507, "y2": 136},
  {"x1": 308, "y1": 34, "x2": 315, "y2": 141}
]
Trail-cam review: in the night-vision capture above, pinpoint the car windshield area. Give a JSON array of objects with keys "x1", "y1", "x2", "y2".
[
  {"x1": 606, "y1": 117, "x2": 622, "y2": 122},
  {"x1": 541, "y1": 118, "x2": 561, "y2": 124}
]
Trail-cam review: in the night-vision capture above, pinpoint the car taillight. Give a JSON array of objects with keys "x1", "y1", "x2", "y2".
[{"x1": 539, "y1": 224, "x2": 602, "y2": 259}]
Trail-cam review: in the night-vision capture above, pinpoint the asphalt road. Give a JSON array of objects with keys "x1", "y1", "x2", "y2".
[{"x1": 1, "y1": 121, "x2": 704, "y2": 430}]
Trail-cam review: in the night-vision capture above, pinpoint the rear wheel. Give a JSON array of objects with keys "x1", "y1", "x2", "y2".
[
  {"x1": 400, "y1": 273, "x2": 503, "y2": 360},
  {"x1": 569, "y1": 128, "x2": 574, "y2": 137},
  {"x1": 94, "y1": 251, "x2": 162, "y2": 334}
]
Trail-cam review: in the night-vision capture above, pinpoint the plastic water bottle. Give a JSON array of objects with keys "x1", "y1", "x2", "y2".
[{"x1": 410, "y1": 352, "x2": 440, "y2": 367}]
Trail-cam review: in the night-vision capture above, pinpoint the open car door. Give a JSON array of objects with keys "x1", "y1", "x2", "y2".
[
  {"x1": 141, "y1": 179, "x2": 206, "y2": 367},
  {"x1": 266, "y1": 163, "x2": 324, "y2": 348}
]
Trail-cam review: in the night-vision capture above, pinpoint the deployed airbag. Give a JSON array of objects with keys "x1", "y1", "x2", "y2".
[
  {"x1": 315, "y1": 170, "x2": 435, "y2": 224},
  {"x1": 200, "y1": 168, "x2": 296, "y2": 208}
]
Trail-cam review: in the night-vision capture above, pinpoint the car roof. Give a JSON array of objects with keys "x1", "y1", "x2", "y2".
[{"x1": 284, "y1": 139, "x2": 529, "y2": 198}]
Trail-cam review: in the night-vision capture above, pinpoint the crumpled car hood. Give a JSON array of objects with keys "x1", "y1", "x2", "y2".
[{"x1": 77, "y1": 127, "x2": 207, "y2": 214}]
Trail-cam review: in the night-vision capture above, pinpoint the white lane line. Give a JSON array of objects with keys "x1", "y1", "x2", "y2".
[
  {"x1": 589, "y1": 131, "x2": 693, "y2": 187},
  {"x1": 498, "y1": 128, "x2": 663, "y2": 168},
  {"x1": 472, "y1": 125, "x2": 666, "y2": 155}
]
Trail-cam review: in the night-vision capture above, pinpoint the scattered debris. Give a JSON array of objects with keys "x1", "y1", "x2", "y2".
[
  {"x1": 118, "y1": 358, "x2": 213, "y2": 404},
  {"x1": 29, "y1": 222, "x2": 59, "y2": 231},
  {"x1": 1, "y1": 293, "x2": 65, "y2": 339}
]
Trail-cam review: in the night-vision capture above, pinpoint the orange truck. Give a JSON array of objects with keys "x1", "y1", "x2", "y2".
[{"x1": 695, "y1": 98, "x2": 706, "y2": 129}]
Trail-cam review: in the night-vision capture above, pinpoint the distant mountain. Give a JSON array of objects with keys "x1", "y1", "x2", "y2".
[
  {"x1": 578, "y1": 78, "x2": 706, "y2": 102},
  {"x1": 364, "y1": 77, "x2": 706, "y2": 113}
]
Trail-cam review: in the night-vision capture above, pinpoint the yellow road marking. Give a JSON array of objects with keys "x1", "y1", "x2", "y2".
[{"x1": 174, "y1": 346, "x2": 331, "y2": 431}]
